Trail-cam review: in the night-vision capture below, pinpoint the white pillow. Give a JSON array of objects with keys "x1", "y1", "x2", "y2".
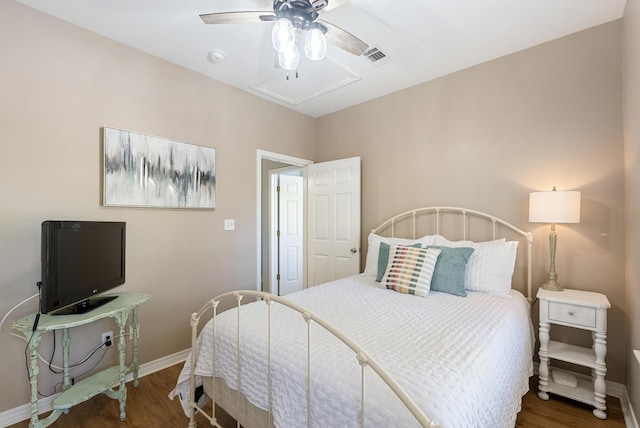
[
  {"x1": 364, "y1": 233, "x2": 434, "y2": 277},
  {"x1": 381, "y1": 245, "x2": 441, "y2": 297},
  {"x1": 431, "y1": 234, "x2": 518, "y2": 297}
]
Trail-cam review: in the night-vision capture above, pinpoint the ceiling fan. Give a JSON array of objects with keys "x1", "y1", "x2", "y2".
[{"x1": 200, "y1": 0, "x2": 369, "y2": 71}]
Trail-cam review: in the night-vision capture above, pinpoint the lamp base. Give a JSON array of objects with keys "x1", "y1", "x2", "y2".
[{"x1": 541, "y1": 279, "x2": 564, "y2": 291}]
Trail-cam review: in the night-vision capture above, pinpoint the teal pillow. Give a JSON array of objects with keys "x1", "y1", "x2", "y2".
[
  {"x1": 376, "y1": 242, "x2": 422, "y2": 282},
  {"x1": 427, "y1": 246, "x2": 475, "y2": 297}
]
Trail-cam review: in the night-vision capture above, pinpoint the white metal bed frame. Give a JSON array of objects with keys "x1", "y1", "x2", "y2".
[{"x1": 186, "y1": 207, "x2": 533, "y2": 428}]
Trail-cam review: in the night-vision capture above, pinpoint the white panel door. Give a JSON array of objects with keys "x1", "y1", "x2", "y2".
[
  {"x1": 278, "y1": 174, "x2": 304, "y2": 295},
  {"x1": 307, "y1": 157, "x2": 361, "y2": 287}
]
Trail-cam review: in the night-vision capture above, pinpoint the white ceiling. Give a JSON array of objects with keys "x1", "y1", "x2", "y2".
[{"x1": 16, "y1": 0, "x2": 627, "y2": 118}]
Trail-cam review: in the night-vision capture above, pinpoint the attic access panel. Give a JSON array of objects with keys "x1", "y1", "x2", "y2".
[{"x1": 250, "y1": 57, "x2": 360, "y2": 105}]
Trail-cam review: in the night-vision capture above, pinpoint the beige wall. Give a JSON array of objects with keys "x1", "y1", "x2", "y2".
[
  {"x1": 623, "y1": 0, "x2": 640, "y2": 416},
  {"x1": 317, "y1": 22, "x2": 627, "y2": 383},
  {"x1": 0, "y1": 1, "x2": 315, "y2": 411}
]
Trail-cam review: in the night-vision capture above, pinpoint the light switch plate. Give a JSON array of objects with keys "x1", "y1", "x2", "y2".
[{"x1": 224, "y1": 219, "x2": 235, "y2": 230}]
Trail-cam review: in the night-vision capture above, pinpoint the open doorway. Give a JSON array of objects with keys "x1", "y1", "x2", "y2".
[
  {"x1": 256, "y1": 150, "x2": 312, "y2": 294},
  {"x1": 269, "y1": 167, "x2": 304, "y2": 295}
]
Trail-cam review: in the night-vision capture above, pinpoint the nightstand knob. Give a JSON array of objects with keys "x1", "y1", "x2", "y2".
[{"x1": 568, "y1": 311, "x2": 575, "y2": 316}]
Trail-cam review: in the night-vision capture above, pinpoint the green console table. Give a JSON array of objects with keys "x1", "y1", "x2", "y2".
[{"x1": 12, "y1": 292, "x2": 151, "y2": 428}]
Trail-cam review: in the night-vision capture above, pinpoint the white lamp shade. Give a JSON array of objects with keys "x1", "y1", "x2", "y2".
[
  {"x1": 304, "y1": 28, "x2": 327, "y2": 61},
  {"x1": 529, "y1": 190, "x2": 581, "y2": 224},
  {"x1": 278, "y1": 44, "x2": 300, "y2": 71},
  {"x1": 272, "y1": 18, "x2": 296, "y2": 53}
]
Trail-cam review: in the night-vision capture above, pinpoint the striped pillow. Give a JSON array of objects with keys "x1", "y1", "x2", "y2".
[{"x1": 382, "y1": 246, "x2": 441, "y2": 297}]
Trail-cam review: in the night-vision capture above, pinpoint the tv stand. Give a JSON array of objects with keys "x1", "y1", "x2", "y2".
[{"x1": 12, "y1": 292, "x2": 151, "y2": 428}]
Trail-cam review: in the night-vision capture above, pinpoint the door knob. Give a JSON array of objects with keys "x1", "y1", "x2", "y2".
[{"x1": 350, "y1": 247, "x2": 358, "y2": 254}]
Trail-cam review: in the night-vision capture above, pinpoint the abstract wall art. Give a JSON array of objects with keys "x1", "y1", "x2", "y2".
[{"x1": 103, "y1": 127, "x2": 216, "y2": 209}]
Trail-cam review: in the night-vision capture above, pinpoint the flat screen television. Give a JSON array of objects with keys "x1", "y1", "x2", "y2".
[{"x1": 40, "y1": 221, "x2": 126, "y2": 314}]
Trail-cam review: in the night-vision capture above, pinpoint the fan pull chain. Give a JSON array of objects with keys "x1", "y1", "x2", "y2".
[{"x1": 285, "y1": 71, "x2": 300, "y2": 80}]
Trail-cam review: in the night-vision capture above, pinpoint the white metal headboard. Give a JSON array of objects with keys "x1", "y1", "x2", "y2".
[{"x1": 371, "y1": 206, "x2": 533, "y2": 301}]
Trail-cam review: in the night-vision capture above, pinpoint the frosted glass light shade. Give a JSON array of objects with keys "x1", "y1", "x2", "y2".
[
  {"x1": 529, "y1": 190, "x2": 581, "y2": 224},
  {"x1": 278, "y1": 45, "x2": 300, "y2": 71},
  {"x1": 272, "y1": 18, "x2": 295, "y2": 53},
  {"x1": 304, "y1": 28, "x2": 327, "y2": 60}
]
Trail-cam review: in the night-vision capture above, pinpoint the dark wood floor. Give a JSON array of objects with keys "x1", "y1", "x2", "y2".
[
  {"x1": 8, "y1": 364, "x2": 626, "y2": 427},
  {"x1": 516, "y1": 377, "x2": 625, "y2": 428}
]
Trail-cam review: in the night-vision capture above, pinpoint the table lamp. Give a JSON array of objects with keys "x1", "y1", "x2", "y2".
[{"x1": 529, "y1": 187, "x2": 581, "y2": 291}]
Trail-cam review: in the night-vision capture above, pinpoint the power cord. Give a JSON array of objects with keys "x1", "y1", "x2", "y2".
[
  {"x1": 47, "y1": 330, "x2": 113, "y2": 374},
  {"x1": 0, "y1": 293, "x2": 39, "y2": 339}
]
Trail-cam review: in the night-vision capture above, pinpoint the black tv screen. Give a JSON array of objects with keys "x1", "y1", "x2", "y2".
[{"x1": 41, "y1": 221, "x2": 126, "y2": 314}]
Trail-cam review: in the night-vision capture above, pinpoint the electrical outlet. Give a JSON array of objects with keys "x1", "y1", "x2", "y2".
[{"x1": 101, "y1": 331, "x2": 113, "y2": 348}]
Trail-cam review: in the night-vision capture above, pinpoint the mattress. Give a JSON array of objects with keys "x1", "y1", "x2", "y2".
[{"x1": 172, "y1": 274, "x2": 534, "y2": 428}]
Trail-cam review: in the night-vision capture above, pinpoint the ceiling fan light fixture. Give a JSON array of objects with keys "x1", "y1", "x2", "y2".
[
  {"x1": 304, "y1": 27, "x2": 327, "y2": 61},
  {"x1": 272, "y1": 18, "x2": 296, "y2": 53},
  {"x1": 278, "y1": 44, "x2": 300, "y2": 71},
  {"x1": 201, "y1": 0, "x2": 371, "y2": 73}
]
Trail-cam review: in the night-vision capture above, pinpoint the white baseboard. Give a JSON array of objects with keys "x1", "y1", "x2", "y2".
[
  {"x1": 0, "y1": 349, "x2": 190, "y2": 427},
  {"x1": 135, "y1": 348, "x2": 190, "y2": 378},
  {"x1": 533, "y1": 362, "x2": 637, "y2": 427},
  {"x1": 621, "y1": 387, "x2": 639, "y2": 428}
]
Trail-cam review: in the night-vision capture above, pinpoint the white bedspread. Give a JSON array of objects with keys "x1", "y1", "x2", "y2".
[{"x1": 172, "y1": 274, "x2": 533, "y2": 428}]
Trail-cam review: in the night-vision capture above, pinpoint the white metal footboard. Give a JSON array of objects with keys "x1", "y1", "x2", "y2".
[{"x1": 187, "y1": 290, "x2": 441, "y2": 428}]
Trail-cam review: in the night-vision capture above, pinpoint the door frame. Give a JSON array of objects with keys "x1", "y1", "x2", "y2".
[{"x1": 256, "y1": 150, "x2": 312, "y2": 291}]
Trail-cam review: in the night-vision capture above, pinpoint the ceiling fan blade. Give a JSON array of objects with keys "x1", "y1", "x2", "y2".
[
  {"x1": 317, "y1": 19, "x2": 368, "y2": 56},
  {"x1": 200, "y1": 11, "x2": 276, "y2": 25},
  {"x1": 322, "y1": 0, "x2": 350, "y2": 12}
]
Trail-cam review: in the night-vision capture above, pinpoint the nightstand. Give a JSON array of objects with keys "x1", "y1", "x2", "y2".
[{"x1": 537, "y1": 288, "x2": 611, "y2": 419}]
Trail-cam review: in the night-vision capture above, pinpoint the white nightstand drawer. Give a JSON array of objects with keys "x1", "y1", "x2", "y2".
[{"x1": 548, "y1": 302, "x2": 596, "y2": 328}]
